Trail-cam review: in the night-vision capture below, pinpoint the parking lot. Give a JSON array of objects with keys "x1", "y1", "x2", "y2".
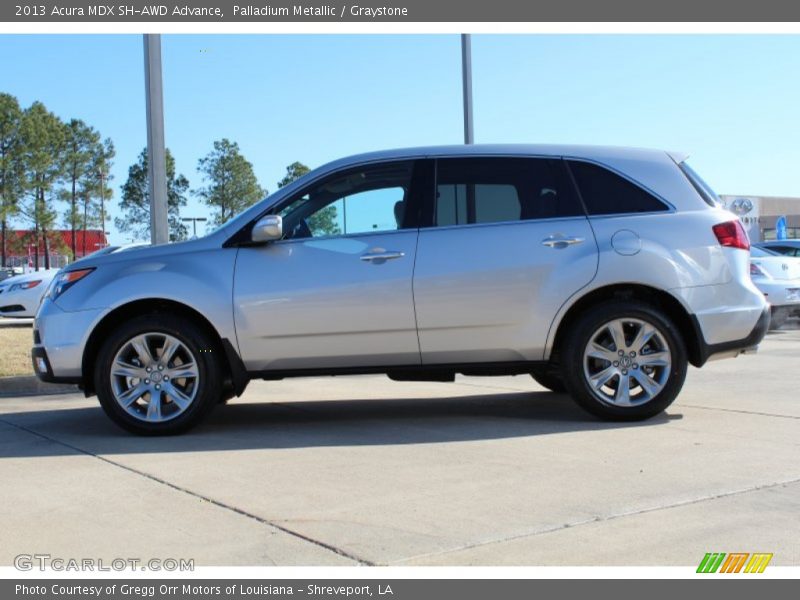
[{"x1": 1, "y1": 325, "x2": 799, "y2": 567}]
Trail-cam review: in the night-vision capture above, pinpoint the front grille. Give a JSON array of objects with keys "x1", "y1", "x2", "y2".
[{"x1": 33, "y1": 329, "x2": 41, "y2": 344}]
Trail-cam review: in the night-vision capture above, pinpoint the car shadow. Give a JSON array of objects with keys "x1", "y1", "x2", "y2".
[{"x1": 0, "y1": 391, "x2": 682, "y2": 458}]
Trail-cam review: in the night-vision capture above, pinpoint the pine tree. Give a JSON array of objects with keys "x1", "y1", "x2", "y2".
[
  {"x1": 277, "y1": 161, "x2": 340, "y2": 236},
  {"x1": 59, "y1": 119, "x2": 101, "y2": 259},
  {"x1": 0, "y1": 93, "x2": 22, "y2": 268},
  {"x1": 196, "y1": 139, "x2": 265, "y2": 227},
  {"x1": 116, "y1": 148, "x2": 189, "y2": 242},
  {"x1": 17, "y1": 102, "x2": 66, "y2": 270}
]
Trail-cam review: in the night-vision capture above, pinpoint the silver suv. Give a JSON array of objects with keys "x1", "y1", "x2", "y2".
[{"x1": 32, "y1": 145, "x2": 769, "y2": 435}]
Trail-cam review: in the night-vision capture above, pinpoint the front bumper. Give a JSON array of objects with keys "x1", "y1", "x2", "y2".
[
  {"x1": 32, "y1": 298, "x2": 108, "y2": 384},
  {"x1": 31, "y1": 346, "x2": 81, "y2": 384}
]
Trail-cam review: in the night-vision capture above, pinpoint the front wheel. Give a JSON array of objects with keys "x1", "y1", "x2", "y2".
[
  {"x1": 561, "y1": 301, "x2": 687, "y2": 421},
  {"x1": 94, "y1": 314, "x2": 222, "y2": 435},
  {"x1": 530, "y1": 369, "x2": 566, "y2": 393}
]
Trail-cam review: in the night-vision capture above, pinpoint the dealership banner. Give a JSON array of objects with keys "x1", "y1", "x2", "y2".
[
  {"x1": 4, "y1": 579, "x2": 799, "y2": 599},
  {"x1": 5, "y1": 0, "x2": 800, "y2": 22}
]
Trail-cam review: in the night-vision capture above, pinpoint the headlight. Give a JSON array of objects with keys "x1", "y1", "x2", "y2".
[
  {"x1": 50, "y1": 268, "x2": 94, "y2": 301},
  {"x1": 8, "y1": 280, "x2": 42, "y2": 292}
]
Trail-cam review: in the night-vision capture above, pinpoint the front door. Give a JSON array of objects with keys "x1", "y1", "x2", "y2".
[{"x1": 233, "y1": 160, "x2": 424, "y2": 372}]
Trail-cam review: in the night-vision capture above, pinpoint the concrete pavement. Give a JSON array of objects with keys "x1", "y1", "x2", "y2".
[{"x1": 1, "y1": 330, "x2": 799, "y2": 566}]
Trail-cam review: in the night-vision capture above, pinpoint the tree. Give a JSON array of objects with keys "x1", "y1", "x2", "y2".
[
  {"x1": 116, "y1": 148, "x2": 189, "y2": 242},
  {"x1": 195, "y1": 139, "x2": 265, "y2": 227},
  {"x1": 59, "y1": 119, "x2": 100, "y2": 259},
  {"x1": 0, "y1": 93, "x2": 22, "y2": 268},
  {"x1": 277, "y1": 161, "x2": 310, "y2": 189},
  {"x1": 17, "y1": 102, "x2": 67, "y2": 270},
  {"x1": 277, "y1": 161, "x2": 340, "y2": 236}
]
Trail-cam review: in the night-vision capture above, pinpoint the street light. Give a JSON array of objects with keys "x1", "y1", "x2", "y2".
[
  {"x1": 182, "y1": 217, "x2": 208, "y2": 238},
  {"x1": 97, "y1": 166, "x2": 108, "y2": 246},
  {"x1": 461, "y1": 34, "x2": 474, "y2": 145}
]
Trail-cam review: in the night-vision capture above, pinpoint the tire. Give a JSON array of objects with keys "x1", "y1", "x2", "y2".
[
  {"x1": 531, "y1": 369, "x2": 566, "y2": 393},
  {"x1": 94, "y1": 313, "x2": 223, "y2": 435},
  {"x1": 560, "y1": 300, "x2": 687, "y2": 421}
]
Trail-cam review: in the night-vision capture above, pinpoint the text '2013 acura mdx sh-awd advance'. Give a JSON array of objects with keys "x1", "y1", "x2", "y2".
[{"x1": 32, "y1": 145, "x2": 770, "y2": 435}]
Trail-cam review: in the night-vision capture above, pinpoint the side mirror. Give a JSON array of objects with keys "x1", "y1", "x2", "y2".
[{"x1": 251, "y1": 215, "x2": 283, "y2": 243}]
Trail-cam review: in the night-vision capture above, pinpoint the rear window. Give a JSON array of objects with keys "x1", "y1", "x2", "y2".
[
  {"x1": 750, "y1": 247, "x2": 778, "y2": 258},
  {"x1": 434, "y1": 157, "x2": 584, "y2": 226},
  {"x1": 679, "y1": 162, "x2": 721, "y2": 208},
  {"x1": 568, "y1": 161, "x2": 668, "y2": 215}
]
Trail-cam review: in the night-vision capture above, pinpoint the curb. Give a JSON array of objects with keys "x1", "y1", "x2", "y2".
[{"x1": 0, "y1": 375, "x2": 79, "y2": 397}]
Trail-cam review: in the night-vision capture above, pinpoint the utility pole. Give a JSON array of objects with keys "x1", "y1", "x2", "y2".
[
  {"x1": 461, "y1": 34, "x2": 474, "y2": 145},
  {"x1": 97, "y1": 167, "x2": 107, "y2": 247},
  {"x1": 144, "y1": 34, "x2": 169, "y2": 245},
  {"x1": 181, "y1": 216, "x2": 208, "y2": 238}
]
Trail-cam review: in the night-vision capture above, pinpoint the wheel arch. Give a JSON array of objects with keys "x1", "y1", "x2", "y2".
[
  {"x1": 81, "y1": 298, "x2": 247, "y2": 397},
  {"x1": 548, "y1": 284, "x2": 704, "y2": 368}
]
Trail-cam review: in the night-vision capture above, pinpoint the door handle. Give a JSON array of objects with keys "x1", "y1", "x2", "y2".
[
  {"x1": 541, "y1": 235, "x2": 585, "y2": 249},
  {"x1": 360, "y1": 250, "x2": 405, "y2": 263}
]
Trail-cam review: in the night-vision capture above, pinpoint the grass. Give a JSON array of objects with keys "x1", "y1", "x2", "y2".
[{"x1": 0, "y1": 324, "x2": 33, "y2": 377}]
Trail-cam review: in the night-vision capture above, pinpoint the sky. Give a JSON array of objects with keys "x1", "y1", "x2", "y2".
[{"x1": 2, "y1": 34, "x2": 800, "y2": 244}]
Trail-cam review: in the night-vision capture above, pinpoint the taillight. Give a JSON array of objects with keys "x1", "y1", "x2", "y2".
[
  {"x1": 750, "y1": 262, "x2": 769, "y2": 278},
  {"x1": 712, "y1": 220, "x2": 750, "y2": 251}
]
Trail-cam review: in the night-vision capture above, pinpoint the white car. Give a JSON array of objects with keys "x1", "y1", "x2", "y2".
[
  {"x1": 0, "y1": 268, "x2": 60, "y2": 318},
  {"x1": 749, "y1": 246, "x2": 800, "y2": 329},
  {"x1": 0, "y1": 246, "x2": 148, "y2": 319}
]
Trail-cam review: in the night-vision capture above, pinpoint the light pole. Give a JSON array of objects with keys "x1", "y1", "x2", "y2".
[
  {"x1": 97, "y1": 166, "x2": 107, "y2": 246},
  {"x1": 181, "y1": 217, "x2": 208, "y2": 238},
  {"x1": 461, "y1": 34, "x2": 474, "y2": 145},
  {"x1": 144, "y1": 34, "x2": 169, "y2": 245}
]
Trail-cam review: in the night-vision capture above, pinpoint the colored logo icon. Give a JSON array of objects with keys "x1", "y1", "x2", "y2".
[{"x1": 697, "y1": 552, "x2": 773, "y2": 573}]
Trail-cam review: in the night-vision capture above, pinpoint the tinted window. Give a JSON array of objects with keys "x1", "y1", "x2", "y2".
[
  {"x1": 766, "y1": 245, "x2": 799, "y2": 256},
  {"x1": 568, "y1": 161, "x2": 668, "y2": 215},
  {"x1": 434, "y1": 158, "x2": 583, "y2": 227},
  {"x1": 277, "y1": 162, "x2": 413, "y2": 239},
  {"x1": 750, "y1": 247, "x2": 778, "y2": 258}
]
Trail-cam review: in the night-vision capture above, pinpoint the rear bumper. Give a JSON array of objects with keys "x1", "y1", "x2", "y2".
[{"x1": 692, "y1": 305, "x2": 770, "y2": 366}]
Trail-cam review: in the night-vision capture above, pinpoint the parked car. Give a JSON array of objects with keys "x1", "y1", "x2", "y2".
[
  {"x1": 32, "y1": 145, "x2": 770, "y2": 435},
  {"x1": 1, "y1": 246, "x2": 147, "y2": 319},
  {"x1": 749, "y1": 246, "x2": 800, "y2": 329},
  {"x1": 0, "y1": 268, "x2": 60, "y2": 318},
  {"x1": 756, "y1": 240, "x2": 800, "y2": 257}
]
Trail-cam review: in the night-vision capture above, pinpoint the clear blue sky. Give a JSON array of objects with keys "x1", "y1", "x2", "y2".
[{"x1": 2, "y1": 34, "x2": 800, "y2": 244}]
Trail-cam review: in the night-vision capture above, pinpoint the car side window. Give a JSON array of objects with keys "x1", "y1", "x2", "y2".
[
  {"x1": 277, "y1": 162, "x2": 414, "y2": 239},
  {"x1": 567, "y1": 160, "x2": 668, "y2": 215},
  {"x1": 433, "y1": 157, "x2": 583, "y2": 227}
]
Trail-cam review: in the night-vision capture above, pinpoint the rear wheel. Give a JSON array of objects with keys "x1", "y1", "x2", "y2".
[
  {"x1": 94, "y1": 314, "x2": 222, "y2": 435},
  {"x1": 561, "y1": 301, "x2": 687, "y2": 420}
]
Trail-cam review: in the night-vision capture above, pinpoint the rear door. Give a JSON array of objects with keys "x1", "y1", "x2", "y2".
[{"x1": 413, "y1": 156, "x2": 599, "y2": 364}]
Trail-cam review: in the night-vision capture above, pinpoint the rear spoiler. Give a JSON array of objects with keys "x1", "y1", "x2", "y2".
[{"x1": 667, "y1": 150, "x2": 689, "y2": 164}]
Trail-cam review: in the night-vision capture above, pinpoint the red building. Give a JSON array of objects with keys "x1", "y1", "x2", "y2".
[{"x1": 2, "y1": 229, "x2": 109, "y2": 269}]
